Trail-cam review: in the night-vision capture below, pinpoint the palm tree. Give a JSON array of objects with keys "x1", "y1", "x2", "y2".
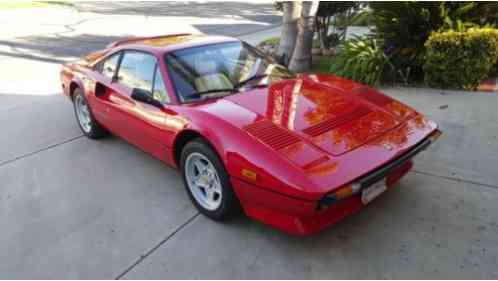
[
  {"x1": 288, "y1": 1, "x2": 319, "y2": 72},
  {"x1": 276, "y1": 1, "x2": 301, "y2": 66}
]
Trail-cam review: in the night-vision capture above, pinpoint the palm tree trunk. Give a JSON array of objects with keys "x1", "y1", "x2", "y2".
[
  {"x1": 276, "y1": 1, "x2": 301, "y2": 66},
  {"x1": 288, "y1": 1, "x2": 319, "y2": 73},
  {"x1": 318, "y1": 17, "x2": 329, "y2": 52}
]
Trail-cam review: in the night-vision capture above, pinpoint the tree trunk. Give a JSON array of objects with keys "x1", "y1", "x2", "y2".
[
  {"x1": 318, "y1": 16, "x2": 329, "y2": 52},
  {"x1": 276, "y1": 1, "x2": 301, "y2": 66},
  {"x1": 288, "y1": 1, "x2": 319, "y2": 73}
]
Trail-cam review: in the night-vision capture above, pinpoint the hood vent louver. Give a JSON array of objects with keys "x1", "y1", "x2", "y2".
[
  {"x1": 245, "y1": 121, "x2": 301, "y2": 150},
  {"x1": 302, "y1": 106, "x2": 372, "y2": 137},
  {"x1": 358, "y1": 89, "x2": 392, "y2": 107}
]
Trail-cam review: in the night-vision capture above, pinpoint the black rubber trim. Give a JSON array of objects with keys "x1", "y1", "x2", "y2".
[
  {"x1": 319, "y1": 136, "x2": 433, "y2": 207},
  {"x1": 358, "y1": 138, "x2": 431, "y2": 188}
]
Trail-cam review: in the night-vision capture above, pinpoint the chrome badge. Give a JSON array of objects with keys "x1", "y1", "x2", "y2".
[{"x1": 383, "y1": 143, "x2": 394, "y2": 150}]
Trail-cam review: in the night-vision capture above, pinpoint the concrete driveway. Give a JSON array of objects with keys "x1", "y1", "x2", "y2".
[{"x1": 1, "y1": 2, "x2": 498, "y2": 279}]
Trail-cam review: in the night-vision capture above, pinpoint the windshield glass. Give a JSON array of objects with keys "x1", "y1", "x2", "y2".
[{"x1": 164, "y1": 41, "x2": 294, "y2": 102}]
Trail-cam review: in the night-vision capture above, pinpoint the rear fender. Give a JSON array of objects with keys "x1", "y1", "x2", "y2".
[{"x1": 68, "y1": 74, "x2": 86, "y2": 100}]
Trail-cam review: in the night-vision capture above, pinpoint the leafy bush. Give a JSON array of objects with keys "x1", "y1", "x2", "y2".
[
  {"x1": 424, "y1": 28, "x2": 498, "y2": 89},
  {"x1": 257, "y1": 37, "x2": 322, "y2": 56},
  {"x1": 348, "y1": 9, "x2": 373, "y2": 27},
  {"x1": 371, "y1": 2, "x2": 444, "y2": 78},
  {"x1": 315, "y1": 2, "x2": 361, "y2": 50},
  {"x1": 329, "y1": 36, "x2": 390, "y2": 86},
  {"x1": 371, "y1": 2, "x2": 498, "y2": 79},
  {"x1": 256, "y1": 37, "x2": 281, "y2": 57},
  {"x1": 258, "y1": 37, "x2": 280, "y2": 48}
]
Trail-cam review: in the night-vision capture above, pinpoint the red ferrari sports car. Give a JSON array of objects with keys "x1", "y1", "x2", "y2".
[{"x1": 60, "y1": 33, "x2": 441, "y2": 235}]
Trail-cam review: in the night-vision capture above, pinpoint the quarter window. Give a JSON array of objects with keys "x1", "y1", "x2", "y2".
[{"x1": 101, "y1": 52, "x2": 121, "y2": 79}]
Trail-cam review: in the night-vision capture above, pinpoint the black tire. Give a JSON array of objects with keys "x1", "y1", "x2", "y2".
[
  {"x1": 180, "y1": 138, "x2": 240, "y2": 221},
  {"x1": 73, "y1": 88, "x2": 108, "y2": 139}
]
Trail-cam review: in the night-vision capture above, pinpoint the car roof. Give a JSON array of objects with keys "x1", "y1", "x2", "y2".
[{"x1": 110, "y1": 33, "x2": 240, "y2": 55}]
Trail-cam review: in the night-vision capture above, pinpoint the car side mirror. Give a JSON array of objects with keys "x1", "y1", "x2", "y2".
[
  {"x1": 111, "y1": 74, "x2": 120, "y2": 83},
  {"x1": 131, "y1": 88, "x2": 163, "y2": 108}
]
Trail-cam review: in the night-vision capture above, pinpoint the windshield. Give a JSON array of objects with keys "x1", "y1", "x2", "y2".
[{"x1": 164, "y1": 41, "x2": 294, "y2": 102}]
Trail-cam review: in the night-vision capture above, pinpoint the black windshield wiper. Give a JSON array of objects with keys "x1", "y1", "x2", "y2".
[
  {"x1": 194, "y1": 88, "x2": 235, "y2": 96},
  {"x1": 189, "y1": 88, "x2": 238, "y2": 102},
  {"x1": 234, "y1": 74, "x2": 269, "y2": 90}
]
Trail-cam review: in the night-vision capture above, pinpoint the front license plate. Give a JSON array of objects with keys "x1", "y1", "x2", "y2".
[{"x1": 361, "y1": 179, "x2": 387, "y2": 204}]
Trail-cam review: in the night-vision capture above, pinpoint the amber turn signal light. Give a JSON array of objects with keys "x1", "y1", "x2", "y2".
[
  {"x1": 241, "y1": 169, "x2": 257, "y2": 181},
  {"x1": 429, "y1": 130, "x2": 442, "y2": 142},
  {"x1": 320, "y1": 183, "x2": 361, "y2": 207}
]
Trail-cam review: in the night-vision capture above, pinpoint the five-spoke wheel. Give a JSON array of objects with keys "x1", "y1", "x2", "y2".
[
  {"x1": 181, "y1": 139, "x2": 239, "y2": 220},
  {"x1": 185, "y1": 152, "x2": 223, "y2": 210},
  {"x1": 72, "y1": 88, "x2": 108, "y2": 139},
  {"x1": 75, "y1": 93, "x2": 92, "y2": 133}
]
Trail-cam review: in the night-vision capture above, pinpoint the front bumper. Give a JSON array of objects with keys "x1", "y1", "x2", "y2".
[
  {"x1": 232, "y1": 131, "x2": 440, "y2": 236},
  {"x1": 319, "y1": 134, "x2": 435, "y2": 207}
]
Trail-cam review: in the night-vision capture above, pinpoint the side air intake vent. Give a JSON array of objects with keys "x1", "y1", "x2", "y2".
[
  {"x1": 302, "y1": 106, "x2": 371, "y2": 137},
  {"x1": 245, "y1": 121, "x2": 301, "y2": 150}
]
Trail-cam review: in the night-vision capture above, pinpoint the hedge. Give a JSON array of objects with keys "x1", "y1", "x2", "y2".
[{"x1": 424, "y1": 28, "x2": 498, "y2": 90}]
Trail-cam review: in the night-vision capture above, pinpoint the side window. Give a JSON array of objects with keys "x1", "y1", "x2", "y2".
[
  {"x1": 152, "y1": 65, "x2": 170, "y2": 103},
  {"x1": 101, "y1": 52, "x2": 121, "y2": 79},
  {"x1": 117, "y1": 51, "x2": 156, "y2": 92}
]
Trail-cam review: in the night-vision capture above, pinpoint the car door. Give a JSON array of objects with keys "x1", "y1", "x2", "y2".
[
  {"x1": 87, "y1": 51, "x2": 124, "y2": 133},
  {"x1": 112, "y1": 50, "x2": 177, "y2": 161}
]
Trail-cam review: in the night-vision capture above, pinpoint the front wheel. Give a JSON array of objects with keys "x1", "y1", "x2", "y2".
[{"x1": 180, "y1": 139, "x2": 239, "y2": 220}]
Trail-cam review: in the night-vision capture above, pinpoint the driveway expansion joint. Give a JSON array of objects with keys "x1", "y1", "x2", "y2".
[
  {"x1": 115, "y1": 212, "x2": 200, "y2": 280},
  {"x1": 411, "y1": 169, "x2": 498, "y2": 190},
  {"x1": 0, "y1": 135, "x2": 83, "y2": 167}
]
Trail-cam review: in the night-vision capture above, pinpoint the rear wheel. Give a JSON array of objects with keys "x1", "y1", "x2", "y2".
[
  {"x1": 180, "y1": 138, "x2": 239, "y2": 220},
  {"x1": 73, "y1": 88, "x2": 108, "y2": 139}
]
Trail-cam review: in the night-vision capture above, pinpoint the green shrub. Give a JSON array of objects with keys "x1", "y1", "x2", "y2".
[
  {"x1": 329, "y1": 36, "x2": 390, "y2": 86},
  {"x1": 257, "y1": 37, "x2": 321, "y2": 52},
  {"x1": 371, "y1": 2, "x2": 498, "y2": 79},
  {"x1": 348, "y1": 9, "x2": 373, "y2": 27},
  {"x1": 424, "y1": 28, "x2": 498, "y2": 89},
  {"x1": 316, "y1": 2, "x2": 360, "y2": 49},
  {"x1": 258, "y1": 37, "x2": 280, "y2": 48}
]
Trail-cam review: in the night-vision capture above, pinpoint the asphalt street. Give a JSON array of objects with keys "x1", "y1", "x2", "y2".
[{"x1": 1, "y1": 2, "x2": 497, "y2": 279}]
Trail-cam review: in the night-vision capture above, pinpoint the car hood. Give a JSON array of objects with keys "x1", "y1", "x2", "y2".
[
  {"x1": 192, "y1": 74, "x2": 437, "y2": 199},
  {"x1": 225, "y1": 74, "x2": 417, "y2": 156}
]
